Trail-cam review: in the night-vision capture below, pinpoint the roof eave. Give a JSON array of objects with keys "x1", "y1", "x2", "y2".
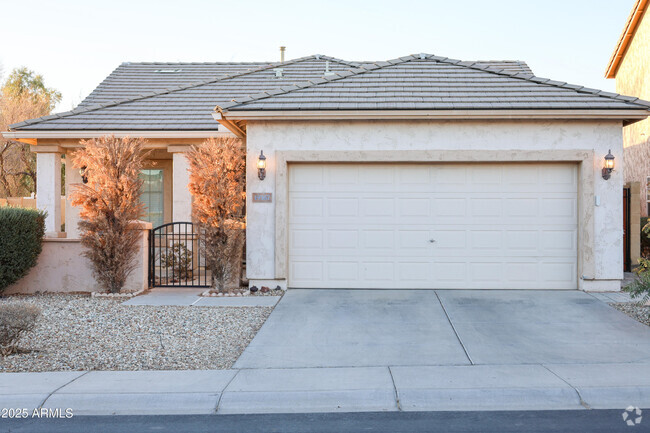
[
  {"x1": 1, "y1": 130, "x2": 227, "y2": 140},
  {"x1": 605, "y1": 0, "x2": 648, "y2": 79},
  {"x1": 218, "y1": 109, "x2": 650, "y2": 122}
]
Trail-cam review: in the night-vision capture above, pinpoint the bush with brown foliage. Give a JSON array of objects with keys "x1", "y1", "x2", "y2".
[
  {"x1": 70, "y1": 136, "x2": 148, "y2": 293},
  {"x1": 0, "y1": 302, "x2": 40, "y2": 356},
  {"x1": 187, "y1": 137, "x2": 245, "y2": 293}
]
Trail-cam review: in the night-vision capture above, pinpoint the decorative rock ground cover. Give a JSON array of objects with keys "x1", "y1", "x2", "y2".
[
  {"x1": 201, "y1": 286, "x2": 283, "y2": 297},
  {"x1": 611, "y1": 302, "x2": 650, "y2": 327},
  {"x1": 0, "y1": 294, "x2": 273, "y2": 372}
]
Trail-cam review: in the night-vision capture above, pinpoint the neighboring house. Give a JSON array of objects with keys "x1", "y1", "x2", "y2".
[
  {"x1": 3, "y1": 53, "x2": 650, "y2": 293},
  {"x1": 606, "y1": 0, "x2": 649, "y2": 267}
]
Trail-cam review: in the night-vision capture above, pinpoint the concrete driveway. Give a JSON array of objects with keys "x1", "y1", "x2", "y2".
[{"x1": 235, "y1": 289, "x2": 650, "y2": 368}]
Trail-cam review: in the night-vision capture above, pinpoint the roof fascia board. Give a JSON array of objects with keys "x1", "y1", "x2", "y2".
[
  {"x1": 219, "y1": 109, "x2": 650, "y2": 122},
  {"x1": 1, "y1": 130, "x2": 229, "y2": 139},
  {"x1": 605, "y1": 0, "x2": 648, "y2": 78}
]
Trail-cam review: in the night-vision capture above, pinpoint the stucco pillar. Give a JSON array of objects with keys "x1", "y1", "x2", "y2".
[
  {"x1": 64, "y1": 151, "x2": 83, "y2": 238},
  {"x1": 630, "y1": 182, "x2": 641, "y2": 269},
  {"x1": 34, "y1": 146, "x2": 63, "y2": 237},
  {"x1": 168, "y1": 145, "x2": 193, "y2": 222}
]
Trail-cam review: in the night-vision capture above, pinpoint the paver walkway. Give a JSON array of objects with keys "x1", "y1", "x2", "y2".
[{"x1": 122, "y1": 288, "x2": 280, "y2": 307}]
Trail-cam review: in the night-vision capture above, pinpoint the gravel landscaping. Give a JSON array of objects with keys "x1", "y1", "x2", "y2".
[
  {"x1": 611, "y1": 302, "x2": 650, "y2": 327},
  {"x1": 0, "y1": 294, "x2": 273, "y2": 372}
]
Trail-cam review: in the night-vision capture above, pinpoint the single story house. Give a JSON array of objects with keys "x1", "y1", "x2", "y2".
[
  {"x1": 4, "y1": 53, "x2": 650, "y2": 292},
  {"x1": 605, "y1": 0, "x2": 649, "y2": 266}
]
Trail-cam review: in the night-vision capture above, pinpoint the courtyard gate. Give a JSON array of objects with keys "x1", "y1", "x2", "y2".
[{"x1": 148, "y1": 222, "x2": 211, "y2": 288}]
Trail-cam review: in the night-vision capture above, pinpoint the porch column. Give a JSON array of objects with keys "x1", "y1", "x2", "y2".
[
  {"x1": 33, "y1": 145, "x2": 63, "y2": 237},
  {"x1": 168, "y1": 145, "x2": 193, "y2": 222},
  {"x1": 64, "y1": 150, "x2": 83, "y2": 238}
]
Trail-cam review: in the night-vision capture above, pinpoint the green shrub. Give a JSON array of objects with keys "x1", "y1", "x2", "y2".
[
  {"x1": 0, "y1": 207, "x2": 46, "y2": 293},
  {"x1": 625, "y1": 255, "x2": 650, "y2": 304},
  {"x1": 641, "y1": 217, "x2": 650, "y2": 257},
  {"x1": 624, "y1": 270, "x2": 650, "y2": 305}
]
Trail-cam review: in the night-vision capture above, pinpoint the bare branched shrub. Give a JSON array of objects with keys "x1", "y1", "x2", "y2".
[
  {"x1": 159, "y1": 243, "x2": 193, "y2": 282},
  {"x1": 0, "y1": 302, "x2": 40, "y2": 356},
  {"x1": 187, "y1": 137, "x2": 245, "y2": 293},
  {"x1": 70, "y1": 136, "x2": 148, "y2": 293}
]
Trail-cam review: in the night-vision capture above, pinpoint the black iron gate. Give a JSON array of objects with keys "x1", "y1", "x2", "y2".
[
  {"x1": 623, "y1": 187, "x2": 631, "y2": 272},
  {"x1": 149, "y1": 222, "x2": 211, "y2": 288}
]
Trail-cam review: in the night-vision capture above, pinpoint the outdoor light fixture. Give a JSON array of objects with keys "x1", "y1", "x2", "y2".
[
  {"x1": 257, "y1": 151, "x2": 267, "y2": 180},
  {"x1": 79, "y1": 166, "x2": 88, "y2": 184},
  {"x1": 602, "y1": 150, "x2": 615, "y2": 180}
]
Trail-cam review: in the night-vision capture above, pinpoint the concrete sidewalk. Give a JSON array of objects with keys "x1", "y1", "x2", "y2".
[{"x1": 2, "y1": 363, "x2": 649, "y2": 415}]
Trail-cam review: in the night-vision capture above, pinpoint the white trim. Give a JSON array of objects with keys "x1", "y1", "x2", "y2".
[
  {"x1": 1, "y1": 130, "x2": 230, "y2": 139},
  {"x1": 218, "y1": 109, "x2": 650, "y2": 121}
]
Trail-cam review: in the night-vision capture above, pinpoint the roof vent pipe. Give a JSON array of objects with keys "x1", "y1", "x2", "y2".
[
  {"x1": 280, "y1": 46, "x2": 286, "y2": 62},
  {"x1": 324, "y1": 60, "x2": 335, "y2": 77}
]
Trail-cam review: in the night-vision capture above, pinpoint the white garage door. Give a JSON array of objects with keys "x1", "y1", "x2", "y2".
[{"x1": 288, "y1": 163, "x2": 578, "y2": 289}]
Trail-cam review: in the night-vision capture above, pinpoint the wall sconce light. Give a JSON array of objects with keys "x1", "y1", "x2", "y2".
[
  {"x1": 602, "y1": 150, "x2": 615, "y2": 180},
  {"x1": 257, "y1": 151, "x2": 267, "y2": 180},
  {"x1": 79, "y1": 166, "x2": 88, "y2": 184}
]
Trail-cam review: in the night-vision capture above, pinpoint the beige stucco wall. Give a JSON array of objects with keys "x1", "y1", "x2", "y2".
[
  {"x1": 617, "y1": 8, "x2": 650, "y2": 216},
  {"x1": 5, "y1": 222, "x2": 151, "y2": 294},
  {"x1": 245, "y1": 119, "x2": 624, "y2": 291}
]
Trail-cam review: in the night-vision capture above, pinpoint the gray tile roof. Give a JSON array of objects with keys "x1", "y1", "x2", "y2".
[
  {"x1": 219, "y1": 54, "x2": 650, "y2": 112},
  {"x1": 10, "y1": 56, "x2": 535, "y2": 131},
  {"x1": 10, "y1": 55, "x2": 362, "y2": 131},
  {"x1": 14, "y1": 53, "x2": 645, "y2": 132}
]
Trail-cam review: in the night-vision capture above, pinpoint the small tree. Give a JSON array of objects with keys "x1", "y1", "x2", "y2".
[
  {"x1": 0, "y1": 67, "x2": 62, "y2": 197},
  {"x1": 70, "y1": 136, "x2": 148, "y2": 293},
  {"x1": 187, "y1": 137, "x2": 245, "y2": 293}
]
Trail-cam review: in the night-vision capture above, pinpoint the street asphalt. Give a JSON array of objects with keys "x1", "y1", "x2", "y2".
[{"x1": 0, "y1": 410, "x2": 645, "y2": 433}]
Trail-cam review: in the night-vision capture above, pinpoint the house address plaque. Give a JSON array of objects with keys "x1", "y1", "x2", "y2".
[{"x1": 252, "y1": 193, "x2": 273, "y2": 203}]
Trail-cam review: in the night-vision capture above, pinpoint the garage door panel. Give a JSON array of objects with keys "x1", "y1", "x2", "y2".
[
  {"x1": 398, "y1": 165, "x2": 431, "y2": 185},
  {"x1": 471, "y1": 262, "x2": 504, "y2": 282},
  {"x1": 432, "y1": 262, "x2": 467, "y2": 282},
  {"x1": 326, "y1": 230, "x2": 358, "y2": 249},
  {"x1": 398, "y1": 262, "x2": 430, "y2": 281},
  {"x1": 291, "y1": 197, "x2": 324, "y2": 218},
  {"x1": 434, "y1": 198, "x2": 467, "y2": 216},
  {"x1": 327, "y1": 262, "x2": 359, "y2": 281},
  {"x1": 362, "y1": 198, "x2": 395, "y2": 217},
  {"x1": 541, "y1": 230, "x2": 576, "y2": 252},
  {"x1": 290, "y1": 165, "x2": 324, "y2": 189},
  {"x1": 291, "y1": 229, "x2": 324, "y2": 249},
  {"x1": 505, "y1": 198, "x2": 539, "y2": 216},
  {"x1": 362, "y1": 262, "x2": 395, "y2": 281},
  {"x1": 398, "y1": 198, "x2": 430, "y2": 217},
  {"x1": 288, "y1": 163, "x2": 578, "y2": 289}
]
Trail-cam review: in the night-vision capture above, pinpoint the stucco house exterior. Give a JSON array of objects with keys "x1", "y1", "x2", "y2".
[
  {"x1": 3, "y1": 53, "x2": 650, "y2": 293},
  {"x1": 606, "y1": 0, "x2": 649, "y2": 267}
]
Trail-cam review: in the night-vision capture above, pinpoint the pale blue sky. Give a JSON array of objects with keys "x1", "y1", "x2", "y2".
[{"x1": 0, "y1": 0, "x2": 636, "y2": 111}]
